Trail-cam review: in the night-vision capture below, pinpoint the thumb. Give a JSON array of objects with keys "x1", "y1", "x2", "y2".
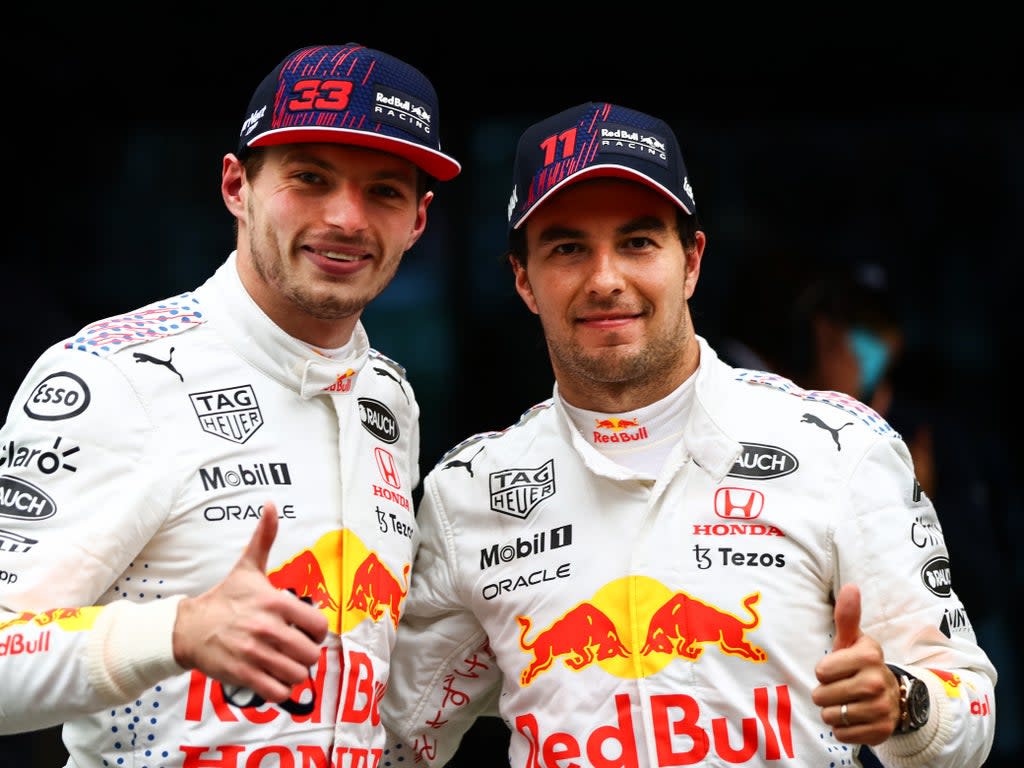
[
  {"x1": 832, "y1": 583, "x2": 863, "y2": 651},
  {"x1": 237, "y1": 501, "x2": 279, "y2": 574}
]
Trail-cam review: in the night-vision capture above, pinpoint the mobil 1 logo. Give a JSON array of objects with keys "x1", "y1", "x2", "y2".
[{"x1": 199, "y1": 462, "x2": 292, "y2": 491}]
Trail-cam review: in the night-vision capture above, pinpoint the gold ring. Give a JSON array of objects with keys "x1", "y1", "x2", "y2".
[{"x1": 840, "y1": 703, "x2": 850, "y2": 727}]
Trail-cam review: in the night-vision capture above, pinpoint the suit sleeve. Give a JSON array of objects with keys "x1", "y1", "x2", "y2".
[
  {"x1": 381, "y1": 470, "x2": 502, "y2": 766},
  {"x1": 838, "y1": 435, "x2": 996, "y2": 768},
  {"x1": 0, "y1": 347, "x2": 184, "y2": 733}
]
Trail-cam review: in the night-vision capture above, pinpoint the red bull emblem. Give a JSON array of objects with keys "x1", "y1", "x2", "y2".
[
  {"x1": 0, "y1": 606, "x2": 91, "y2": 632},
  {"x1": 269, "y1": 550, "x2": 339, "y2": 612},
  {"x1": 517, "y1": 604, "x2": 630, "y2": 685},
  {"x1": 641, "y1": 591, "x2": 766, "y2": 661},
  {"x1": 592, "y1": 417, "x2": 648, "y2": 445},
  {"x1": 928, "y1": 667, "x2": 963, "y2": 698},
  {"x1": 346, "y1": 553, "x2": 410, "y2": 629},
  {"x1": 517, "y1": 578, "x2": 767, "y2": 685},
  {"x1": 322, "y1": 368, "x2": 356, "y2": 393}
]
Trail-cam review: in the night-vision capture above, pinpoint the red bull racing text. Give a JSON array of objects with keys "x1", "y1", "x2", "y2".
[{"x1": 516, "y1": 686, "x2": 793, "y2": 767}]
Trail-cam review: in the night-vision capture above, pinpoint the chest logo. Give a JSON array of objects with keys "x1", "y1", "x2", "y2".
[
  {"x1": 358, "y1": 398, "x2": 399, "y2": 443},
  {"x1": 489, "y1": 459, "x2": 555, "y2": 519},
  {"x1": 189, "y1": 385, "x2": 263, "y2": 444}
]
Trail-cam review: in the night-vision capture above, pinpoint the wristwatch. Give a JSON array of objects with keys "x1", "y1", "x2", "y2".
[{"x1": 886, "y1": 664, "x2": 930, "y2": 733}]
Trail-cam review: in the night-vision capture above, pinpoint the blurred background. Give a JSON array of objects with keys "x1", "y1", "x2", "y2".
[{"x1": 3, "y1": 12, "x2": 1020, "y2": 767}]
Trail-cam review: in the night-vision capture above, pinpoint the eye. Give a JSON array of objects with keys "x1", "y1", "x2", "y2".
[
  {"x1": 624, "y1": 236, "x2": 654, "y2": 249},
  {"x1": 295, "y1": 170, "x2": 325, "y2": 185},
  {"x1": 369, "y1": 183, "x2": 404, "y2": 199},
  {"x1": 552, "y1": 242, "x2": 582, "y2": 255}
]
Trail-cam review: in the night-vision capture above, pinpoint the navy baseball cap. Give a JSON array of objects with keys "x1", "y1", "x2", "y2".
[
  {"x1": 238, "y1": 44, "x2": 460, "y2": 181},
  {"x1": 507, "y1": 102, "x2": 696, "y2": 232}
]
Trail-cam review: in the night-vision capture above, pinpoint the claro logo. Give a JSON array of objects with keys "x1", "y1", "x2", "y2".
[
  {"x1": 727, "y1": 443, "x2": 798, "y2": 480},
  {"x1": 0, "y1": 476, "x2": 56, "y2": 521}
]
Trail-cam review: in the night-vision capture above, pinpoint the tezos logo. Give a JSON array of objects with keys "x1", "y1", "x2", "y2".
[
  {"x1": 24, "y1": 372, "x2": 91, "y2": 421},
  {"x1": 358, "y1": 398, "x2": 399, "y2": 443}
]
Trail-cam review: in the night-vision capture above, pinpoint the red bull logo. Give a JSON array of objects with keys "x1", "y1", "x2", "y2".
[
  {"x1": 269, "y1": 550, "x2": 340, "y2": 612},
  {"x1": 1, "y1": 606, "x2": 99, "y2": 658},
  {"x1": 640, "y1": 591, "x2": 766, "y2": 661},
  {"x1": 517, "y1": 577, "x2": 767, "y2": 684},
  {"x1": 346, "y1": 553, "x2": 410, "y2": 630},
  {"x1": 0, "y1": 606, "x2": 96, "y2": 632},
  {"x1": 516, "y1": 686, "x2": 793, "y2": 766},
  {"x1": 322, "y1": 368, "x2": 356, "y2": 393},
  {"x1": 517, "y1": 604, "x2": 630, "y2": 685},
  {"x1": 592, "y1": 417, "x2": 648, "y2": 445},
  {"x1": 928, "y1": 668, "x2": 963, "y2": 698},
  {"x1": 266, "y1": 529, "x2": 411, "y2": 635}
]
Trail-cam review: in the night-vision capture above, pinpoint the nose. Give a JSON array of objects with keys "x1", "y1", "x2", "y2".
[
  {"x1": 585, "y1": 248, "x2": 626, "y2": 296},
  {"x1": 323, "y1": 182, "x2": 369, "y2": 233}
]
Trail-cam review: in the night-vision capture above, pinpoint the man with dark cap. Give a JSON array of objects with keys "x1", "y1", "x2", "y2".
[
  {"x1": 0, "y1": 43, "x2": 458, "y2": 765},
  {"x1": 381, "y1": 102, "x2": 996, "y2": 768}
]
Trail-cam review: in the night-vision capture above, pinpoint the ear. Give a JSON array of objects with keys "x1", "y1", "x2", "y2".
[
  {"x1": 404, "y1": 190, "x2": 434, "y2": 252},
  {"x1": 684, "y1": 230, "x2": 706, "y2": 299},
  {"x1": 221, "y1": 154, "x2": 246, "y2": 219},
  {"x1": 510, "y1": 254, "x2": 540, "y2": 315}
]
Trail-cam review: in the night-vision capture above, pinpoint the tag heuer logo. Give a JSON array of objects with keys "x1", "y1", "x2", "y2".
[
  {"x1": 189, "y1": 385, "x2": 263, "y2": 444},
  {"x1": 489, "y1": 459, "x2": 555, "y2": 519}
]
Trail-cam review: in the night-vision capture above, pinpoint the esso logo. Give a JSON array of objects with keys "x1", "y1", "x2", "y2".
[{"x1": 23, "y1": 372, "x2": 91, "y2": 421}]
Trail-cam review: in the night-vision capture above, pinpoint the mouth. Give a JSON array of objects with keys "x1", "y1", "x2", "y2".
[{"x1": 305, "y1": 245, "x2": 369, "y2": 262}]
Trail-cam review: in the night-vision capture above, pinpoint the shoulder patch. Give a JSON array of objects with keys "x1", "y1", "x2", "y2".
[
  {"x1": 735, "y1": 369, "x2": 898, "y2": 438},
  {"x1": 368, "y1": 348, "x2": 408, "y2": 380},
  {"x1": 434, "y1": 400, "x2": 554, "y2": 469},
  {"x1": 63, "y1": 293, "x2": 205, "y2": 357}
]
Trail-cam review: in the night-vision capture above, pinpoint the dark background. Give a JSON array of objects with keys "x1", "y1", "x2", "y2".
[{"x1": 3, "y1": 12, "x2": 1020, "y2": 767}]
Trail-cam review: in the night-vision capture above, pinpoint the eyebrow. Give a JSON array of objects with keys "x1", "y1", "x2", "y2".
[
  {"x1": 278, "y1": 150, "x2": 416, "y2": 183},
  {"x1": 535, "y1": 215, "x2": 669, "y2": 246}
]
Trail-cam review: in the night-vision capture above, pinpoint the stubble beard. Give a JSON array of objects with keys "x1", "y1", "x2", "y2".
[
  {"x1": 546, "y1": 309, "x2": 693, "y2": 390},
  {"x1": 248, "y1": 214, "x2": 396, "y2": 322}
]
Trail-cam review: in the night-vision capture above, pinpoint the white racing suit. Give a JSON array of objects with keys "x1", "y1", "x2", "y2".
[
  {"x1": 382, "y1": 337, "x2": 997, "y2": 768},
  {"x1": 0, "y1": 253, "x2": 420, "y2": 767}
]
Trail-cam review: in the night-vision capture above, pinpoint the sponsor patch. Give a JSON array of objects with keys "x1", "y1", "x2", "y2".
[
  {"x1": 23, "y1": 372, "x2": 91, "y2": 421},
  {"x1": 190, "y1": 385, "x2": 263, "y2": 444}
]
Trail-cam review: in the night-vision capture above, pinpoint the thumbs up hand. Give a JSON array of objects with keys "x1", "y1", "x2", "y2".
[
  {"x1": 832, "y1": 582, "x2": 864, "y2": 651},
  {"x1": 172, "y1": 502, "x2": 328, "y2": 704},
  {"x1": 812, "y1": 584, "x2": 902, "y2": 746}
]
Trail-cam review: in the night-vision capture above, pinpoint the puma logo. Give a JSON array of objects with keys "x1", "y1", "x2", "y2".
[
  {"x1": 443, "y1": 446, "x2": 484, "y2": 477},
  {"x1": 373, "y1": 366, "x2": 409, "y2": 403},
  {"x1": 133, "y1": 347, "x2": 183, "y2": 382},
  {"x1": 801, "y1": 413, "x2": 852, "y2": 451}
]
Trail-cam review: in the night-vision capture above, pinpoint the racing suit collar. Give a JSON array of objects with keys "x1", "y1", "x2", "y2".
[{"x1": 208, "y1": 252, "x2": 371, "y2": 399}]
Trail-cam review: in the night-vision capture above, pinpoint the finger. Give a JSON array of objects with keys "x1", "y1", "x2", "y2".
[
  {"x1": 281, "y1": 596, "x2": 330, "y2": 646},
  {"x1": 832, "y1": 583, "x2": 863, "y2": 651},
  {"x1": 238, "y1": 501, "x2": 279, "y2": 573}
]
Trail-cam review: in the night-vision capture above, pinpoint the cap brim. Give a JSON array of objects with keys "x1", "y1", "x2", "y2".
[
  {"x1": 513, "y1": 164, "x2": 692, "y2": 230},
  {"x1": 246, "y1": 127, "x2": 461, "y2": 181}
]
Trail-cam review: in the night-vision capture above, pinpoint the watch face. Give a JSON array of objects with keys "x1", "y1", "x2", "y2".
[{"x1": 907, "y1": 678, "x2": 930, "y2": 728}]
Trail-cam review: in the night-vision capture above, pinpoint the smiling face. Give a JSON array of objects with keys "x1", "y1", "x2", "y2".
[
  {"x1": 222, "y1": 143, "x2": 431, "y2": 348},
  {"x1": 511, "y1": 178, "x2": 705, "y2": 412}
]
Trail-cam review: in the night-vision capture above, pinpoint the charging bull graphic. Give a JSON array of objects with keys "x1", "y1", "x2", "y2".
[
  {"x1": 640, "y1": 590, "x2": 767, "y2": 661},
  {"x1": 345, "y1": 553, "x2": 410, "y2": 629},
  {"x1": 517, "y1": 603, "x2": 630, "y2": 685},
  {"x1": 517, "y1": 584, "x2": 768, "y2": 685}
]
